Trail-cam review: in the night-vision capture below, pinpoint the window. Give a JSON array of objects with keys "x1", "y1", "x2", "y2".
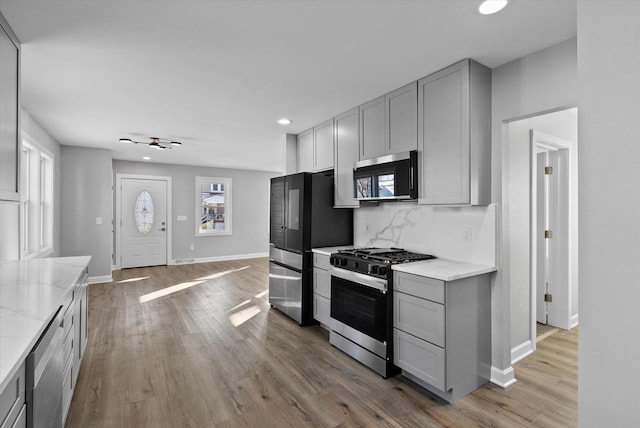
[
  {"x1": 195, "y1": 176, "x2": 232, "y2": 236},
  {"x1": 20, "y1": 139, "x2": 54, "y2": 258}
]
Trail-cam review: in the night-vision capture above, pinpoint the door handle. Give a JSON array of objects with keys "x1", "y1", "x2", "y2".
[{"x1": 160, "y1": 227, "x2": 166, "y2": 231}]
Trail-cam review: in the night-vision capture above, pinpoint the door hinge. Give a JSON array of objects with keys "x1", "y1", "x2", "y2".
[
  {"x1": 544, "y1": 230, "x2": 553, "y2": 239},
  {"x1": 545, "y1": 166, "x2": 553, "y2": 175},
  {"x1": 544, "y1": 293, "x2": 553, "y2": 303}
]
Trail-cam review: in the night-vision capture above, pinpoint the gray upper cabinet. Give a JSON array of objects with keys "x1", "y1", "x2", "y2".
[
  {"x1": 359, "y1": 96, "x2": 385, "y2": 159},
  {"x1": 333, "y1": 108, "x2": 360, "y2": 208},
  {"x1": 0, "y1": 13, "x2": 20, "y2": 202},
  {"x1": 297, "y1": 128, "x2": 314, "y2": 173},
  {"x1": 297, "y1": 120, "x2": 334, "y2": 173},
  {"x1": 359, "y1": 82, "x2": 417, "y2": 161},
  {"x1": 417, "y1": 59, "x2": 491, "y2": 205},
  {"x1": 386, "y1": 82, "x2": 417, "y2": 154},
  {"x1": 313, "y1": 119, "x2": 334, "y2": 171}
]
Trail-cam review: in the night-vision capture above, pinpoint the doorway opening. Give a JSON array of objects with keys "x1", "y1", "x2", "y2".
[{"x1": 505, "y1": 107, "x2": 578, "y2": 363}]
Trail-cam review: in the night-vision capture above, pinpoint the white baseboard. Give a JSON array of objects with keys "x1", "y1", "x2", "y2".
[
  {"x1": 570, "y1": 313, "x2": 579, "y2": 329},
  {"x1": 511, "y1": 340, "x2": 534, "y2": 365},
  {"x1": 490, "y1": 366, "x2": 517, "y2": 388},
  {"x1": 89, "y1": 275, "x2": 112, "y2": 284},
  {"x1": 171, "y1": 252, "x2": 268, "y2": 265}
]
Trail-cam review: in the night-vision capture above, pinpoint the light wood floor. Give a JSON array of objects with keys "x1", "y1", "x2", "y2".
[{"x1": 65, "y1": 258, "x2": 577, "y2": 427}]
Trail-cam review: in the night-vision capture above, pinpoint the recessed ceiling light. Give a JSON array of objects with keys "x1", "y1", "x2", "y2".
[
  {"x1": 142, "y1": 156, "x2": 151, "y2": 160},
  {"x1": 478, "y1": 0, "x2": 508, "y2": 15},
  {"x1": 277, "y1": 118, "x2": 292, "y2": 125}
]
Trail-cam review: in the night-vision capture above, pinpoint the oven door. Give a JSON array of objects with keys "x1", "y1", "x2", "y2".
[{"x1": 330, "y1": 274, "x2": 387, "y2": 343}]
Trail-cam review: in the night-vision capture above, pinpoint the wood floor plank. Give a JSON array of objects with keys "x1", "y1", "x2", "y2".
[{"x1": 65, "y1": 258, "x2": 578, "y2": 427}]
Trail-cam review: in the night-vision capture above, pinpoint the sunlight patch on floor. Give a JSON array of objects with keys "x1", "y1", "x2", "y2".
[
  {"x1": 195, "y1": 266, "x2": 250, "y2": 281},
  {"x1": 139, "y1": 280, "x2": 205, "y2": 303},
  {"x1": 228, "y1": 304, "x2": 262, "y2": 327},
  {"x1": 118, "y1": 276, "x2": 149, "y2": 284},
  {"x1": 229, "y1": 299, "x2": 252, "y2": 312},
  {"x1": 254, "y1": 290, "x2": 268, "y2": 299}
]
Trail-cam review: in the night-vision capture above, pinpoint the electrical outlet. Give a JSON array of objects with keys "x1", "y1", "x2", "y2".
[
  {"x1": 190, "y1": 244, "x2": 195, "y2": 251},
  {"x1": 462, "y1": 226, "x2": 472, "y2": 243}
]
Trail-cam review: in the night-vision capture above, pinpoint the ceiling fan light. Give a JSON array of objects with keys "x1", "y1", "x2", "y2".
[
  {"x1": 478, "y1": 0, "x2": 508, "y2": 15},
  {"x1": 170, "y1": 141, "x2": 182, "y2": 146},
  {"x1": 119, "y1": 138, "x2": 132, "y2": 143}
]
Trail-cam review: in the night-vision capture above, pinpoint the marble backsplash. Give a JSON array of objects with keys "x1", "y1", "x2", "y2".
[{"x1": 354, "y1": 202, "x2": 496, "y2": 266}]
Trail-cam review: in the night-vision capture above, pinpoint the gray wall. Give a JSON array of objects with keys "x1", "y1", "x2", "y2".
[
  {"x1": 61, "y1": 146, "x2": 113, "y2": 280},
  {"x1": 578, "y1": 2, "x2": 640, "y2": 426},
  {"x1": 490, "y1": 38, "x2": 578, "y2": 379},
  {"x1": 112, "y1": 160, "x2": 277, "y2": 263},
  {"x1": 0, "y1": 110, "x2": 62, "y2": 261}
]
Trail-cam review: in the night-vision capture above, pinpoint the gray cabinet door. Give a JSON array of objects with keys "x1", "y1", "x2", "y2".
[
  {"x1": 386, "y1": 82, "x2": 417, "y2": 154},
  {"x1": 313, "y1": 119, "x2": 334, "y2": 171},
  {"x1": 359, "y1": 96, "x2": 386, "y2": 160},
  {"x1": 0, "y1": 16, "x2": 20, "y2": 202},
  {"x1": 418, "y1": 60, "x2": 470, "y2": 205},
  {"x1": 334, "y1": 108, "x2": 360, "y2": 207},
  {"x1": 297, "y1": 129, "x2": 314, "y2": 173}
]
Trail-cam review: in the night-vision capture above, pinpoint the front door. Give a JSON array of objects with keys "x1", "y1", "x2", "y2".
[{"x1": 121, "y1": 177, "x2": 168, "y2": 268}]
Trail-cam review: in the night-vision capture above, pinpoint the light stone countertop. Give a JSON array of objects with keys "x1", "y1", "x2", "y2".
[
  {"x1": 311, "y1": 246, "x2": 358, "y2": 256},
  {"x1": 0, "y1": 256, "x2": 91, "y2": 392},
  {"x1": 392, "y1": 258, "x2": 496, "y2": 282}
]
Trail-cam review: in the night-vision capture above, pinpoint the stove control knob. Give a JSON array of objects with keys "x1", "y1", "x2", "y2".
[
  {"x1": 330, "y1": 256, "x2": 337, "y2": 266},
  {"x1": 354, "y1": 262, "x2": 359, "y2": 269},
  {"x1": 378, "y1": 266, "x2": 387, "y2": 276},
  {"x1": 371, "y1": 265, "x2": 379, "y2": 275},
  {"x1": 339, "y1": 258, "x2": 348, "y2": 267}
]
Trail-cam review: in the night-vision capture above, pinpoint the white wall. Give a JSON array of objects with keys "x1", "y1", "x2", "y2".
[
  {"x1": 506, "y1": 109, "x2": 578, "y2": 352},
  {"x1": 61, "y1": 146, "x2": 113, "y2": 281},
  {"x1": 112, "y1": 160, "x2": 277, "y2": 264},
  {"x1": 354, "y1": 203, "x2": 496, "y2": 266},
  {"x1": 491, "y1": 37, "x2": 578, "y2": 383},
  {"x1": 577, "y1": 2, "x2": 640, "y2": 426}
]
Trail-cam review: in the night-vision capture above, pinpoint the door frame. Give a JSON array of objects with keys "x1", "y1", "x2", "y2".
[
  {"x1": 115, "y1": 173, "x2": 172, "y2": 270},
  {"x1": 529, "y1": 130, "x2": 571, "y2": 351}
]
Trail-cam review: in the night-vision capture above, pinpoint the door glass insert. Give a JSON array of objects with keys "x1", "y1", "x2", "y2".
[
  {"x1": 287, "y1": 189, "x2": 300, "y2": 230},
  {"x1": 135, "y1": 190, "x2": 154, "y2": 234}
]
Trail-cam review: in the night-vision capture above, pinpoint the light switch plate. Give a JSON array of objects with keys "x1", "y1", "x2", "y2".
[
  {"x1": 177, "y1": 215, "x2": 187, "y2": 221},
  {"x1": 96, "y1": 217, "x2": 102, "y2": 225}
]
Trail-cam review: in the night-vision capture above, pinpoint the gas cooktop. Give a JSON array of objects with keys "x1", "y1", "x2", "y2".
[{"x1": 330, "y1": 247, "x2": 435, "y2": 279}]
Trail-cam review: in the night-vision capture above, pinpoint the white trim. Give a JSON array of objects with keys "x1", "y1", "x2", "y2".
[
  {"x1": 115, "y1": 173, "x2": 172, "y2": 270},
  {"x1": 570, "y1": 314, "x2": 579, "y2": 329},
  {"x1": 170, "y1": 252, "x2": 268, "y2": 265},
  {"x1": 490, "y1": 366, "x2": 517, "y2": 388},
  {"x1": 511, "y1": 340, "x2": 534, "y2": 365},
  {"x1": 89, "y1": 275, "x2": 113, "y2": 284}
]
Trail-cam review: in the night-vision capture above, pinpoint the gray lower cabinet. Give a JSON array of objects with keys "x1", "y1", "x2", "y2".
[
  {"x1": 333, "y1": 108, "x2": 360, "y2": 208},
  {"x1": 0, "y1": 362, "x2": 25, "y2": 428},
  {"x1": 417, "y1": 58, "x2": 491, "y2": 206},
  {"x1": 312, "y1": 253, "x2": 332, "y2": 328},
  {"x1": 393, "y1": 270, "x2": 491, "y2": 403}
]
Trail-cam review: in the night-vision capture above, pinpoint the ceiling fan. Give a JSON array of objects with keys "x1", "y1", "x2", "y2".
[{"x1": 118, "y1": 137, "x2": 182, "y2": 150}]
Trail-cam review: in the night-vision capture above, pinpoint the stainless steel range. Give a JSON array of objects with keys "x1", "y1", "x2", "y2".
[{"x1": 328, "y1": 248, "x2": 435, "y2": 378}]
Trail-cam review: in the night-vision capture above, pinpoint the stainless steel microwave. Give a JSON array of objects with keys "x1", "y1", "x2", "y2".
[{"x1": 353, "y1": 150, "x2": 418, "y2": 201}]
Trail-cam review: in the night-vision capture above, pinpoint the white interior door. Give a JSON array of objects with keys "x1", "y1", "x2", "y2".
[
  {"x1": 121, "y1": 178, "x2": 168, "y2": 268},
  {"x1": 535, "y1": 146, "x2": 569, "y2": 326}
]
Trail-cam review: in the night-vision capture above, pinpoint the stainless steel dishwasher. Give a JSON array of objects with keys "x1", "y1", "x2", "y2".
[{"x1": 26, "y1": 306, "x2": 64, "y2": 428}]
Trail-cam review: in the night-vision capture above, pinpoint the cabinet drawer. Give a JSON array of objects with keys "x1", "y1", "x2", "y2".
[
  {"x1": 394, "y1": 292, "x2": 445, "y2": 347},
  {"x1": 394, "y1": 329, "x2": 446, "y2": 391},
  {"x1": 394, "y1": 271, "x2": 445, "y2": 304},
  {"x1": 313, "y1": 268, "x2": 331, "y2": 299},
  {"x1": 62, "y1": 358, "x2": 74, "y2": 422},
  {"x1": 0, "y1": 361, "x2": 24, "y2": 428},
  {"x1": 312, "y1": 253, "x2": 331, "y2": 271},
  {"x1": 313, "y1": 294, "x2": 331, "y2": 326}
]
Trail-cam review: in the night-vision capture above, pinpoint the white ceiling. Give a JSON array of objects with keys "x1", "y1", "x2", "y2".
[{"x1": 1, "y1": 0, "x2": 576, "y2": 172}]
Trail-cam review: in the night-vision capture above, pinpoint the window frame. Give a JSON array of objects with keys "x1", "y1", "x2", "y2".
[
  {"x1": 20, "y1": 136, "x2": 54, "y2": 259},
  {"x1": 195, "y1": 176, "x2": 232, "y2": 237}
]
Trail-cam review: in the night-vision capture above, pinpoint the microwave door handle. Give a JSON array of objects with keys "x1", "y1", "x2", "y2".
[{"x1": 409, "y1": 166, "x2": 414, "y2": 190}]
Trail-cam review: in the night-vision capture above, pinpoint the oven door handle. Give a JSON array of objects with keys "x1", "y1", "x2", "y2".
[{"x1": 330, "y1": 267, "x2": 388, "y2": 293}]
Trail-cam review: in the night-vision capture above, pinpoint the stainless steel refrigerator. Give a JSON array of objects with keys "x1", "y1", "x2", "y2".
[{"x1": 269, "y1": 171, "x2": 353, "y2": 325}]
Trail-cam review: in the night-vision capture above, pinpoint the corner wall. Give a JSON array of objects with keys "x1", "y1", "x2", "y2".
[{"x1": 577, "y1": 2, "x2": 640, "y2": 426}]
